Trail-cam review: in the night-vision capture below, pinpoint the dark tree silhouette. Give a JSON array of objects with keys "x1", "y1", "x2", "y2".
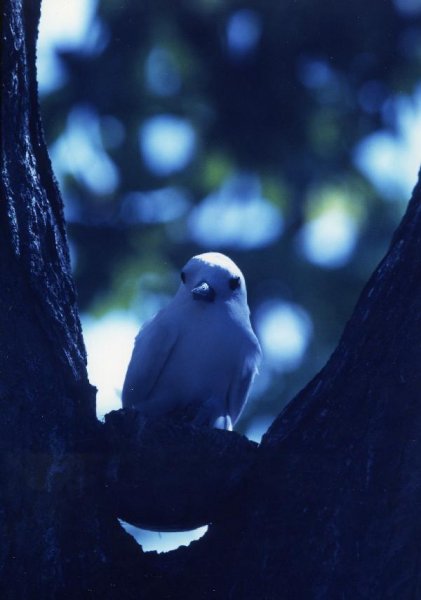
[{"x1": 2, "y1": 1, "x2": 421, "y2": 598}]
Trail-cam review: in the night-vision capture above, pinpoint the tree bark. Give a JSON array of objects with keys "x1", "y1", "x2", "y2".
[
  {"x1": 1, "y1": 2, "x2": 148, "y2": 597},
  {"x1": 2, "y1": 1, "x2": 421, "y2": 599}
]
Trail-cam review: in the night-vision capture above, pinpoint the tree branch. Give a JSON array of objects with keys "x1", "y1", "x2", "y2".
[{"x1": 103, "y1": 409, "x2": 258, "y2": 531}]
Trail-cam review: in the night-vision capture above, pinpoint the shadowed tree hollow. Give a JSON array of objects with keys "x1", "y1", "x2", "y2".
[{"x1": 2, "y1": 1, "x2": 421, "y2": 598}]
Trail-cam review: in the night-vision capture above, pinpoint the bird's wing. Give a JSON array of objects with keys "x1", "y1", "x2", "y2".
[
  {"x1": 228, "y1": 338, "x2": 262, "y2": 425},
  {"x1": 122, "y1": 310, "x2": 179, "y2": 409}
]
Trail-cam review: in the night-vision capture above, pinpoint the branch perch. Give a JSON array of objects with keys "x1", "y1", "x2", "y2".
[{"x1": 103, "y1": 409, "x2": 258, "y2": 531}]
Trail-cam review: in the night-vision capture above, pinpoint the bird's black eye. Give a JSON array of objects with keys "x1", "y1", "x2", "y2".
[
  {"x1": 181, "y1": 271, "x2": 186, "y2": 284},
  {"x1": 229, "y1": 276, "x2": 240, "y2": 290}
]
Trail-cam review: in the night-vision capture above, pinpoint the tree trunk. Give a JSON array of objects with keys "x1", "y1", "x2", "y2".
[
  {"x1": 2, "y1": 1, "x2": 421, "y2": 598},
  {"x1": 1, "y1": 1, "x2": 150, "y2": 597}
]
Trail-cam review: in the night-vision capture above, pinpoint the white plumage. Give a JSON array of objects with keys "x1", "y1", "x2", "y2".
[{"x1": 122, "y1": 252, "x2": 261, "y2": 430}]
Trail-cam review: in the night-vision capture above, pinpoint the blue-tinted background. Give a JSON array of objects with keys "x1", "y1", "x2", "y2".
[{"x1": 37, "y1": 0, "x2": 421, "y2": 550}]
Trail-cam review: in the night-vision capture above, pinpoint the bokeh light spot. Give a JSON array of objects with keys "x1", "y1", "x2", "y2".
[
  {"x1": 298, "y1": 208, "x2": 358, "y2": 269},
  {"x1": 51, "y1": 106, "x2": 119, "y2": 197},
  {"x1": 226, "y1": 9, "x2": 262, "y2": 58},
  {"x1": 139, "y1": 115, "x2": 196, "y2": 176},
  {"x1": 37, "y1": 0, "x2": 103, "y2": 93},
  {"x1": 355, "y1": 87, "x2": 421, "y2": 201},
  {"x1": 256, "y1": 301, "x2": 312, "y2": 372},
  {"x1": 121, "y1": 188, "x2": 190, "y2": 224},
  {"x1": 188, "y1": 174, "x2": 283, "y2": 248},
  {"x1": 146, "y1": 47, "x2": 181, "y2": 96}
]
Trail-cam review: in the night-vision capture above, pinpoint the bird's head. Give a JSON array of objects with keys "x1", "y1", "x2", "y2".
[{"x1": 176, "y1": 252, "x2": 248, "y2": 308}]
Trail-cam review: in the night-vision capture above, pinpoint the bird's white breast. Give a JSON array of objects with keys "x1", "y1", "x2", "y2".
[{"x1": 151, "y1": 303, "x2": 253, "y2": 414}]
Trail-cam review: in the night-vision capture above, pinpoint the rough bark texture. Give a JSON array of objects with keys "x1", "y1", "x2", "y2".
[
  {"x1": 0, "y1": 2, "x2": 147, "y2": 597},
  {"x1": 2, "y1": 0, "x2": 421, "y2": 598}
]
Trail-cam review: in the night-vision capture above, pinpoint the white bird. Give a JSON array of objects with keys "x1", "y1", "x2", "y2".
[{"x1": 122, "y1": 252, "x2": 262, "y2": 430}]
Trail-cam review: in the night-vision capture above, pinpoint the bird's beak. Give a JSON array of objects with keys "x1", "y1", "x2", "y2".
[{"x1": 191, "y1": 281, "x2": 215, "y2": 303}]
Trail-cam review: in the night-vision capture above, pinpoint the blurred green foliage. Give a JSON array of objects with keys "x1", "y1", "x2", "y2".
[{"x1": 39, "y1": 0, "x2": 421, "y2": 434}]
